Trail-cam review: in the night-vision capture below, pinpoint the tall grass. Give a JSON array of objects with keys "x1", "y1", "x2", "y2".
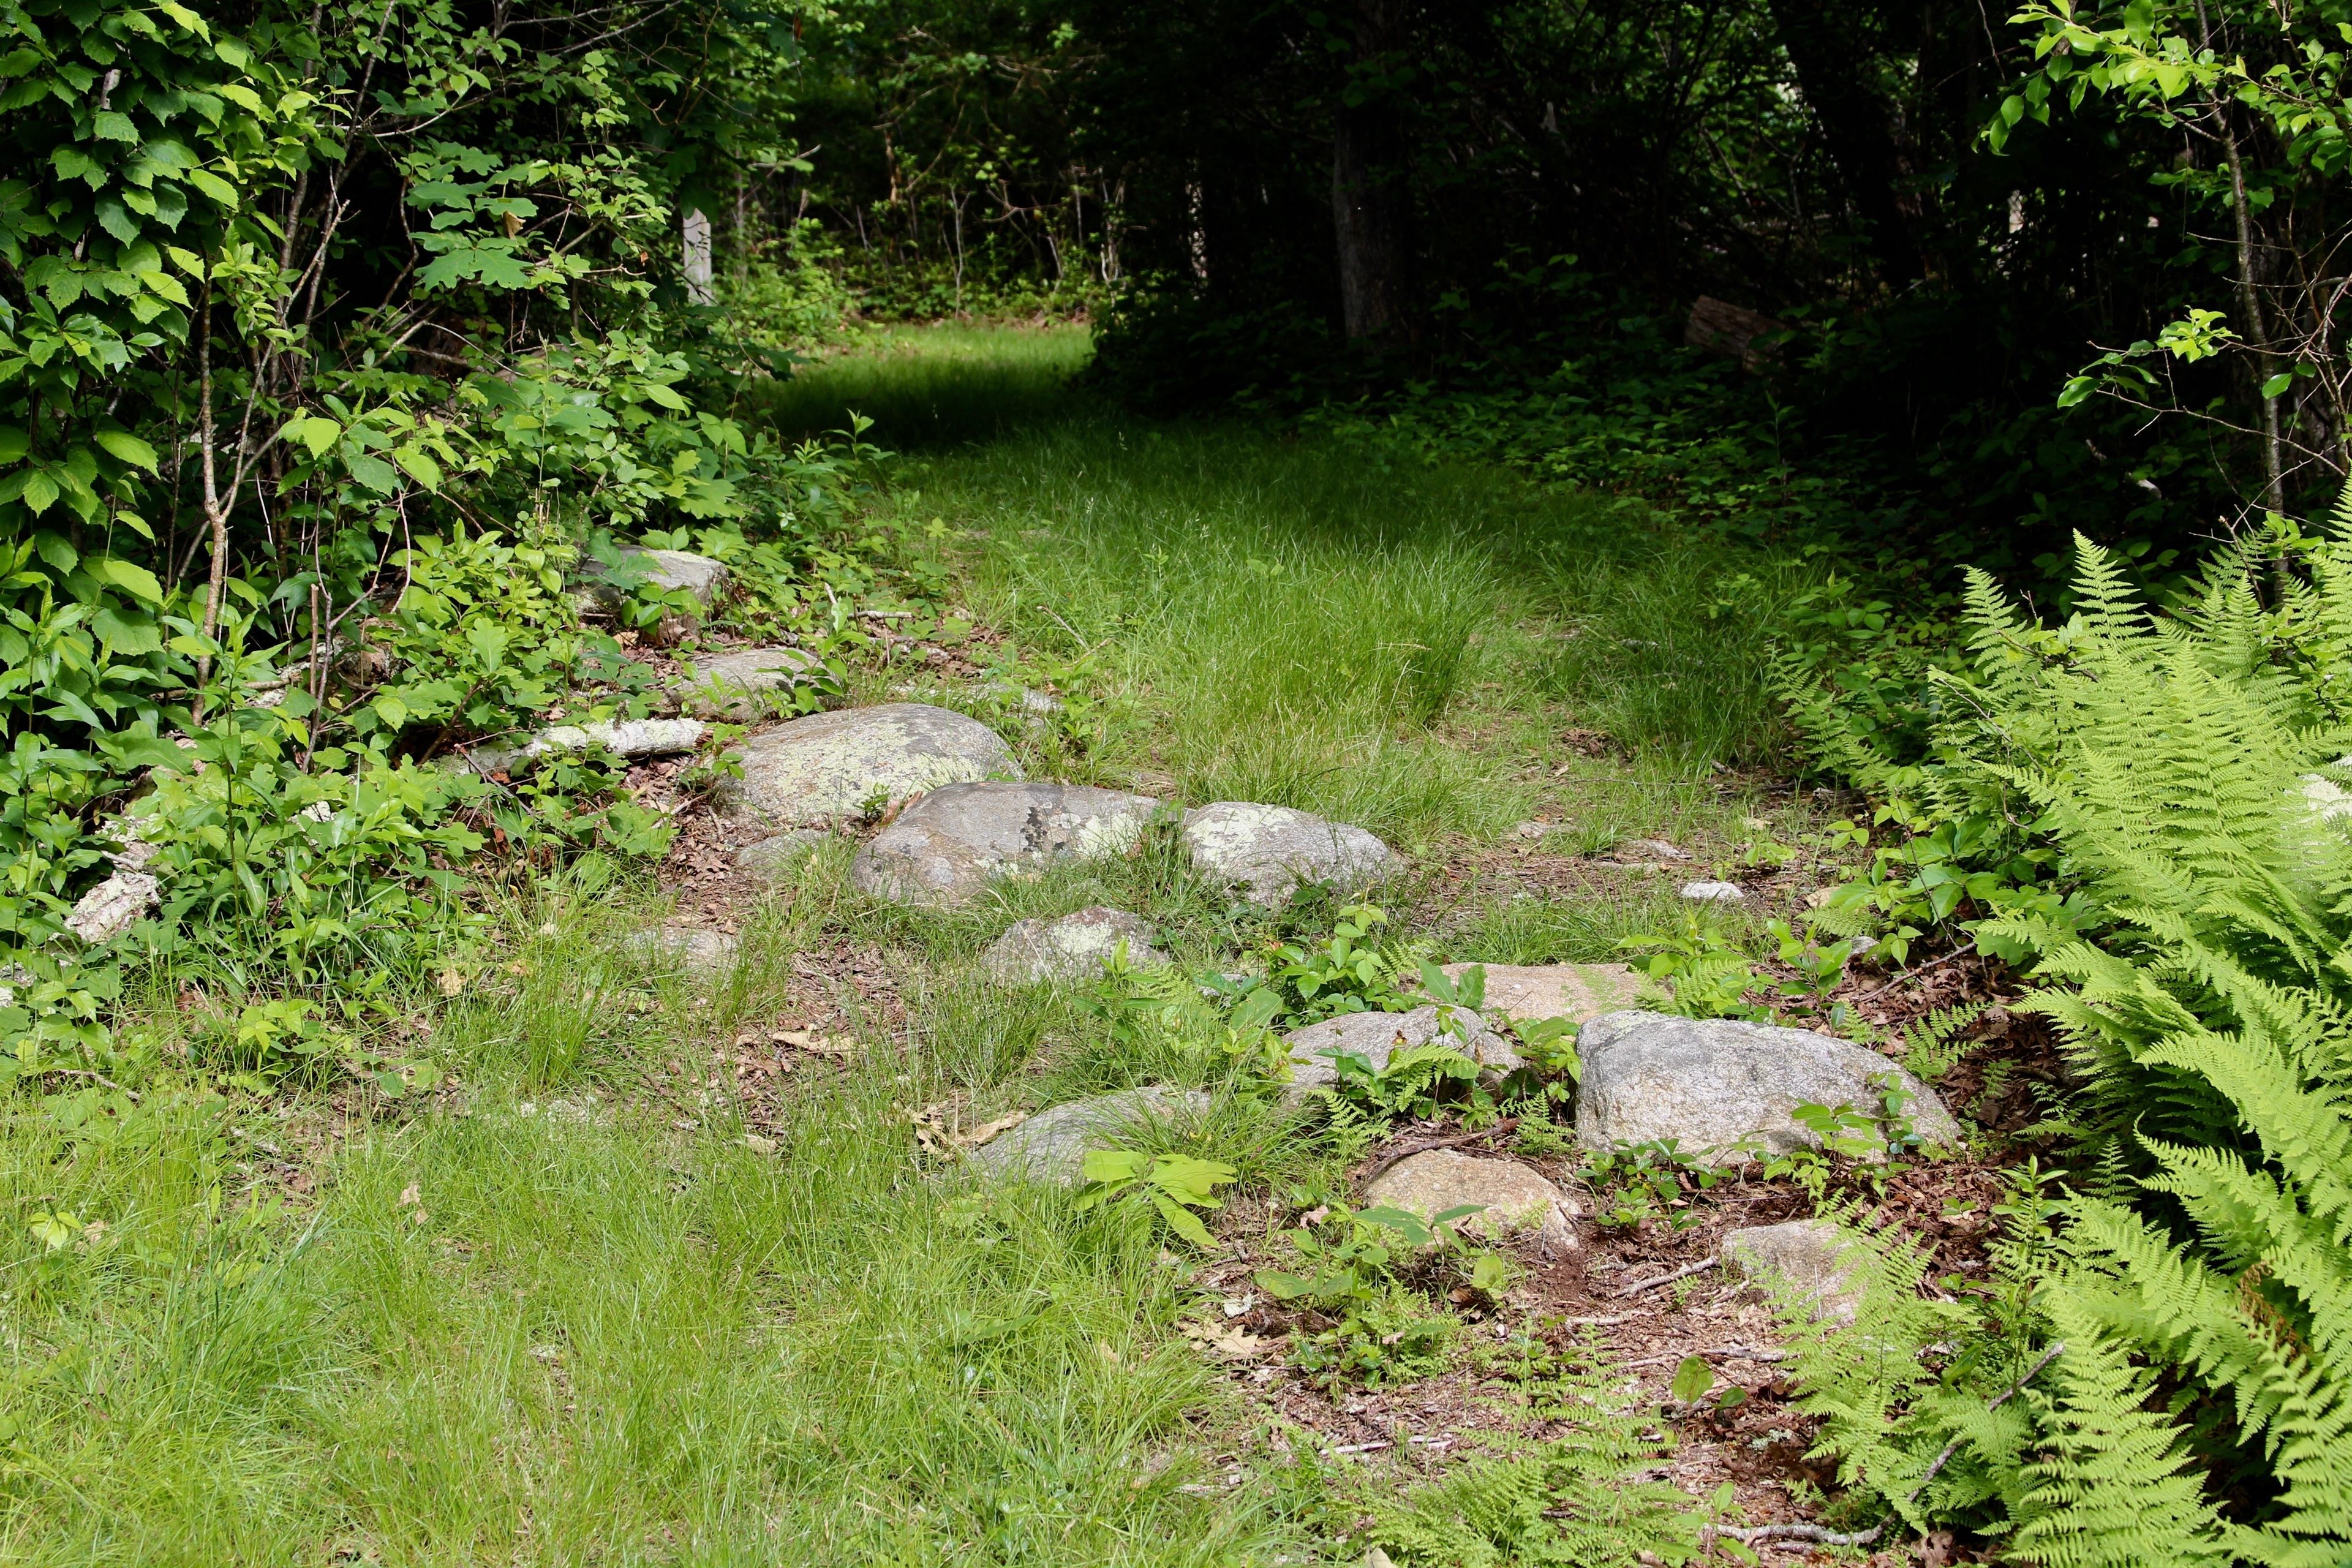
[{"x1": 748, "y1": 322, "x2": 1092, "y2": 448}]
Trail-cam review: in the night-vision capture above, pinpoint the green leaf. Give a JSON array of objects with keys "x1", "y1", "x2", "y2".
[
  {"x1": 279, "y1": 415, "x2": 341, "y2": 459},
  {"x1": 1152, "y1": 1191, "x2": 1216, "y2": 1248},
  {"x1": 95, "y1": 557, "x2": 163, "y2": 603},
  {"x1": 92, "y1": 110, "x2": 137, "y2": 142},
  {"x1": 185, "y1": 168, "x2": 237, "y2": 208},
  {"x1": 641, "y1": 381, "x2": 690, "y2": 411},
  {"x1": 2261, "y1": 372, "x2": 2294, "y2": 399},
  {"x1": 393, "y1": 445, "x2": 444, "y2": 490},
  {"x1": 1670, "y1": 1355, "x2": 1715, "y2": 1404},
  {"x1": 344, "y1": 452, "x2": 399, "y2": 494},
  {"x1": 1151, "y1": 1153, "x2": 1236, "y2": 1207},
  {"x1": 91, "y1": 606, "x2": 162, "y2": 655},
  {"x1": 1080, "y1": 1148, "x2": 1147, "y2": 1186},
  {"x1": 20, "y1": 469, "x2": 58, "y2": 515},
  {"x1": 94, "y1": 429, "x2": 159, "y2": 473},
  {"x1": 0, "y1": 427, "x2": 26, "y2": 464},
  {"x1": 1253, "y1": 1268, "x2": 1313, "y2": 1300}
]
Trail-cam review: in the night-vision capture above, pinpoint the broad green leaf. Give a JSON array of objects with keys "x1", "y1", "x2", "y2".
[
  {"x1": 0, "y1": 427, "x2": 25, "y2": 464},
  {"x1": 1253, "y1": 1268, "x2": 1313, "y2": 1300},
  {"x1": 186, "y1": 168, "x2": 237, "y2": 208},
  {"x1": 393, "y1": 445, "x2": 444, "y2": 490},
  {"x1": 20, "y1": 469, "x2": 58, "y2": 515},
  {"x1": 1670, "y1": 1355, "x2": 1716, "y2": 1404},
  {"x1": 96, "y1": 557, "x2": 163, "y2": 603},
  {"x1": 345, "y1": 452, "x2": 399, "y2": 494},
  {"x1": 91, "y1": 606, "x2": 162, "y2": 655},
  {"x1": 1080, "y1": 1148, "x2": 1147, "y2": 1186},
  {"x1": 1152, "y1": 1192, "x2": 1216, "y2": 1248},
  {"x1": 279, "y1": 415, "x2": 341, "y2": 458},
  {"x1": 641, "y1": 381, "x2": 690, "y2": 410},
  {"x1": 93, "y1": 429, "x2": 159, "y2": 472},
  {"x1": 92, "y1": 110, "x2": 137, "y2": 142}
]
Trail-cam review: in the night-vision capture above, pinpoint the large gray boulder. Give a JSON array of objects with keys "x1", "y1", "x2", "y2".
[
  {"x1": 984, "y1": 907, "x2": 1169, "y2": 984},
  {"x1": 1281, "y1": 1005, "x2": 1523, "y2": 1101},
  {"x1": 678, "y1": 646, "x2": 828, "y2": 721},
  {"x1": 1723, "y1": 1219, "x2": 1863, "y2": 1324},
  {"x1": 969, "y1": 1085, "x2": 1212, "y2": 1186},
  {"x1": 1432, "y1": 962, "x2": 1635, "y2": 1023},
  {"x1": 1360, "y1": 1148, "x2": 1581, "y2": 1259},
  {"x1": 1574, "y1": 1011, "x2": 1958, "y2": 1159},
  {"x1": 1180, "y1": 802, "x2": 1395, "y2": 906},
  {"x1": 717, "y1": 703, "x2": 1018, "y2": 828},
  {"x1": 851, "y1": 781, "x2": 1159, "y2": 905}
]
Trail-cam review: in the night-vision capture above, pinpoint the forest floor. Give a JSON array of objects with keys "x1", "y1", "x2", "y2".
[{"x1": 5, "y1": 325, "x2": 2008, "y2": 1564}]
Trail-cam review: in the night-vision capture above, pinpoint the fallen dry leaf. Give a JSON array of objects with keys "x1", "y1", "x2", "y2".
[
  {"x1": 436, "y1": 970, "x2": 464, "y2": 997},
  {"x1": 1182, "y1": 1321, "x2": 1278, "y2": 1360},
  {"x1": 959, "y1": 1112, "x2": 1027, "y2": 1149},
  {"x1": 398, "y1": 1183, "x2": 420, "y2": 1207}
]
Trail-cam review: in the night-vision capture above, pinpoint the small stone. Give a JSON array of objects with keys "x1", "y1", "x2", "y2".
[
  {"x1": 970, "y1": 1085, "x2": 1212, "y2": 1185},
  {"x1": 630, "y1": 924, "x2": 739, "y2": 977},
  {"x1": 1430, "y1": 962, "x2": 1635, "y2": 1023},
  {"x1": 1722, "y1": 1218, "x2": 1863, "y2": 1324},
  {"x1": 1627, "y1": 838, "x2": 1692, "y2": 861},
  {"x1": 1360, "y1": 1148, "x2": 1580, "y2": 1259},
  {"x1": 1574, "y1": 1010, "x2": 1958, "y2": 1159},
  {"x1": 66, "y1": 870, "x2": 159, "y2": 944},
  {"x1": 1512, "y1": 820, "x2": 1548, "y2": 840},
  {"x1": 984, "y1": 908, "x2": 1168, "y2": 984},
  {"x1": 734, "y1": 831, "x2": 829, "y2": 883},
  {"x1": 679, "y1": 646, "x2": 829, "y2": 722},
  {"x1": 1280, "y1": 1005, "x2": 1522, "y2": 1101},
  {"x1": 1679, "y1": 880, "x2": 1746, "y2": 904},
  {"x1": 851, "y1": 781, "x2": 1159, "y2": 905},
  {"x1": 718, "y1": 703, "x2": 1019, "y2": 828},
  {"x1": 1180, "y1": 802, "x2": 1396, "y2": 907},
  {"x1": 599, "y1": 548, "x2": 729, "y2": 607},
  {"x1": 0, "y1": 962, "x2": 32, "y2": 1008}
]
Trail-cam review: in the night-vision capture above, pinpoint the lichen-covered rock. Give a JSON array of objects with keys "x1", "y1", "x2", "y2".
[
  {"x1": 66, "y1": 870, "x2": 159, "y2": 944},
  {"x1": 969, "y1": 1085, "x2": 1212, "y2": 1185},
  {"x1": 1180, "y1": 801, "x2": 1395, "y2": 906},
  {"x1": 1361, "y1": 1148, "x2": 1580, "y2": 1259},
  {"x1": 678, "y1": 646, "x2": 828, "y2": 722},
  {"x1": 718, "y1": 703, "x2": 1019, "y2": 827},
  {"x1": 1574, "y1": 1011, "x2": 1958, "y2": 1158},
  {"x1": 851, "y1": 782, "x2": 1160, "y2": 905},
  {"x1": 1432, "y1": 962, "x2": 1635, "y2": 1023},
  {"x1": 1280, "y1": 1005, "x2": 1522, "y2": 1101},
  {"x1": 984, "y1": 907, "x2": 1168, "y2": 984},
  {"x1": 1679, "y1": 880, "x2": 1747, "y2": 904},
  {"x1": 1723, "y1": 1218, "x2": 1862, "y2": 1323}
]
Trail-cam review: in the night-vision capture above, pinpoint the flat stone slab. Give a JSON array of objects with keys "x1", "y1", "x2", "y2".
[
  {"x1": 1680, "y1": 880, "x2": 1747, "y2": 904},
  {"x1": 679, "y1": 646, "x2": 827, "y2": 721},
  {"x1": 1574, "y1": 1010, "x2": 1958, "y2": 1159},
  {"x1": 718, "y1": 703, "x2": 1019, "y2": 827},
  {"x1": 1281, "y1": 1005, "x2": 1522, "y2": 1101},
  {"x1": 1723, "y1": 1218, "x2": 1862, "y2": 1324},
  {"x1": 985, "y1": 907, "x2": 1169, "y2": 984},
  {"x1": 1181, "y1": 801, "x2": 1395, "y2": 906},
  {"x1": 851, "y1": 782, "x2": 1159, "y2": 905},
  {"x1": 970, "y1": 1085, "x2": 1212, "y2": 1185},
  {"x1": 1434, "y1": 962, "x2": 1635, "y2": 1023},
  {"x1": 1362, "y1": 1148, "x2": 1581, "y2": 1259}
]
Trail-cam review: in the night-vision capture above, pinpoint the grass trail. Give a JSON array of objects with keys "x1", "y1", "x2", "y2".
[{"x1": 2, "y1": 325, "x2": 1826, "y2": 1564}]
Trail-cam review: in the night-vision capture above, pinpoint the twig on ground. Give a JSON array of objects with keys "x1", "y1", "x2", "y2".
[
  {"x1": 1613, "y1": 1254, "x2": 1721, "y2": 1298},
  {"x1": 1356, "y1": 1118, "x2": 1520, "y2": 1185},
  {"x1": 1558, "y1": 1311, "x2": 1643, "y2": 1327},
  {"x1": 1906, "y1": 1339, "x2": 2067, "y2": 1501},
  {"x1": 1851, "y1": 943, "x2": 1980, "y2": 1003}
]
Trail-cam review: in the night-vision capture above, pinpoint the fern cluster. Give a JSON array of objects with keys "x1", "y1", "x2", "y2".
[{"x1": 1795, "y1": 526, "x2": 2352, "y2": 1561}]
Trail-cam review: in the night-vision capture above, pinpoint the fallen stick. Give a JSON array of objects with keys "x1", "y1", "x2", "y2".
[
  {"x1": 1613, "y1": 1254, "x2": 1721, "y2": 1298},
  {"x1": 1557, "y1": 1311, "x2": 1643, "y2": 1327},
  {"x1": 1905, "y1": 1340, "x2": 2066, "y2": 1501}
]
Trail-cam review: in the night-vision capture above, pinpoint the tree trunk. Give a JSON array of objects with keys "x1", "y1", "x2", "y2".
[
  {"x1": 1331, "y1": 0, "x2": 1413, "y2": 349},
  {"x1": 1766, "y1": 0, "x2": 1920, "y2": 288}
]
